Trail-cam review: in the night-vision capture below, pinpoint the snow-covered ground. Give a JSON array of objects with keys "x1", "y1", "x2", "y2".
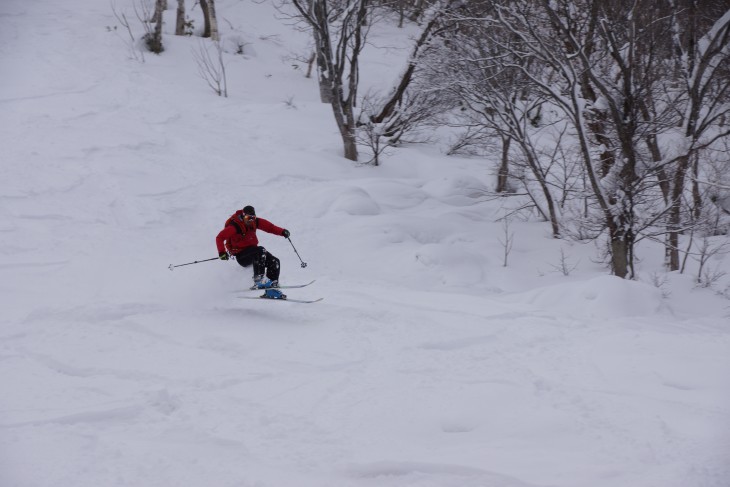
[{"x1": 1, "y1": 1, "x2": 729, "y2": 486}]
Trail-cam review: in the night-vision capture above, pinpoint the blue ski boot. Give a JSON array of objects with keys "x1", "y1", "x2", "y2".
[
  {"x1": 262, "y1": 288, "x2": 286, "y2": 299},
  {"x1": 252, "y1": 276, "x2": 279, "y2": 290}
]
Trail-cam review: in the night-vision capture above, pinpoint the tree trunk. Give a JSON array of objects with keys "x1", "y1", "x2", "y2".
[
  {"x1": 496, "y1": 135, "x2": 510, "y2": 193},
  {"x1": 691, "y1": 152, "x2": 702, "y2": 220},
  {"x1": 315, "y1": 40, "x2": 333, "y2": 102},
  {"x1": 207, "y1": 0, "x2": 219, "y2": 41},
  {"x1": 200, "y1": 0, "x2": 211, "y2": 38},
  {"x1": 175, "y1": 0, "x2": 185, "y2": 35},
  {"x1": 148, "y1": 0, "x2": 165, "y2": 53},
  {"x1": 305, "y1": 51, "x2": 315, "y2": 79},
  {"x1": 519, "y1": 139, "x2": 561, "y2": 238},
  {"x1": 639, "y1": 101, "x2": 670, "y2": 204},
  {"x1": 329, "y1": 84, "x2": 358, "y2": 161},
  {"x1": 667, "y1": 154, "x2": 691, "y2": 270},
  {"x1": 343, "y1": 131, "x2": 358, "y2": 161},
  {"x1": 610, "y1": 233, "x2": 630, "y2": 278}
]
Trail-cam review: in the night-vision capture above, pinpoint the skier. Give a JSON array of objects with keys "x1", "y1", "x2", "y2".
[{"x1": 216, "y1": 205, "x2": 290, "y2": 299}]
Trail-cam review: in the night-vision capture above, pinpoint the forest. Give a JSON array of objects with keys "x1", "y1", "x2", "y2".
[{"x1": 134, "y1": 0, "x2": 730, "y2": 279}]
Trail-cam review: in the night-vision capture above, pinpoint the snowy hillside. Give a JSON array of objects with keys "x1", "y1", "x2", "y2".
[{"x1": 1, "y1": 1, "x2": 729, "y2": 486}]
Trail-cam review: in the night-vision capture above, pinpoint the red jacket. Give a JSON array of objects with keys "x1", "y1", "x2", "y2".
[{"x1": 216, "y1": 210, "x2": 286, "y2": 255}]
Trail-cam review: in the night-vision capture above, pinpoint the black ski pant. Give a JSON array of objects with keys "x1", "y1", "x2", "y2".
[{"x1": 235, "y1": 246, "x2": 280, "y2": 282}]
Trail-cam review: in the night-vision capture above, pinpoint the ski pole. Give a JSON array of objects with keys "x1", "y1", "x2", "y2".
[
  {"x1": 287, "y1": 237, "x2": 308, "y2": 268},
  {"x1": 168, "y1": 257, "x2": 220, "y2": 271}
]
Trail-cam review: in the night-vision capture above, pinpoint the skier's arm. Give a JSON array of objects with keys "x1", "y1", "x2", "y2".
[
  {"x1": 216, "y1": 226, "x2": 237, "y2": 254},
  {"x1": 256, "y1": 218, "x2": 287, "y2": 236}
]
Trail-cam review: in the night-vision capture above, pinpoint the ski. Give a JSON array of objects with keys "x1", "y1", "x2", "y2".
[
  {"x1": 239, "y1": 295, "x2": 323, "y2": 304},
  {"x1": 245, "y1": 279, "x2": 316, "y2": 291}
]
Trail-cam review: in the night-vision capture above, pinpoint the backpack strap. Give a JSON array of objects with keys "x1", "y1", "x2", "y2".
[
  {"x1": 226, "y1": 212, "x2": 257, "y2": 235},
  {"x1": 226, "y1": 214, "x2": 245, "y2": 235}
]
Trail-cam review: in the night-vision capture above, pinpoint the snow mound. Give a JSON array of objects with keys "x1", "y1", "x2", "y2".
[
  {"x1": 508, "y1": 275, "x2": 665, "y2": 320},
  {"x1": 414, "y1": 244, "x2": 485, "y2": 285},
  {"x1": 422, "y1": 176, "x2": 488, "y2": 206},
  {"x1": 330, "y1": 186, "x2": 381, "y2": 215},
  {"x1": 364, "y1": 180, "x2": 429, "y2": 210}
]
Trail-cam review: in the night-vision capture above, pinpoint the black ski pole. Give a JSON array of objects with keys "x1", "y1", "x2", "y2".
[
  {"x1": 287, "y1": 237, "x2": 308, "y2": 268},
  {"x1": 168, "y1": 257, "x2": 220, "y2": 271}
]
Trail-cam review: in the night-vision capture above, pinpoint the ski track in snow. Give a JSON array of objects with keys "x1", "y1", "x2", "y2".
[{"x1": 3, "y1": 280, "x2": 728, "y2": 487}]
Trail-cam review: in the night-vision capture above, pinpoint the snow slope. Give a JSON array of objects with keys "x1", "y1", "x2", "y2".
[{"x1": 1, "y1": 1, "x2": 729, "y2": 486}]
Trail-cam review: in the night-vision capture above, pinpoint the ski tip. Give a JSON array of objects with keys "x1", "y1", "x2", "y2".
[{"x1": 296, "y1": 297, "x2": 324, "y2": 304}]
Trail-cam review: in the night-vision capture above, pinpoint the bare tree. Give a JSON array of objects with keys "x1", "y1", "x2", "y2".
[
  {"x1": 288, "y1": 0, "x2": 371, "y2": 161},
  {"x1": 691, "y1": 237, "x2": 729, "y2": 287},
  {"x1": 111, "y1": 1, "x2": 146, "y2": 62},
  {"x1": 662, "y1": 2, "x2": 730, "y2": 270},
  {"x1": 385, "y1": 0, "x2": 729, "y2": 278},
  {"x1": 425, "y1": 3, "x2": 562, "y2": 237},
  {"x1": 498, "y1": 216, "x2": 515, "y2": 267},
  {"x1": 370, "y1": 0, "x2": 457, "y2": 128},
  {"x1": 192, "y1": 39, "x2": 228, "y2": 97},
  {"x1": 467, "y1": 0, "x2": 676, "y2": 277},
  {"x1": 550, "y1": 247, "x2": 579, "y2": 276}
]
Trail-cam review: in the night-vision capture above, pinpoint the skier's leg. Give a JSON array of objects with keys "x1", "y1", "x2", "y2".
[
  {"x1": 264, "y1": 251, "x2": 280, "y2": 282},
  {"x1": 236, "y1": 247, "x2": 262, "y2": 282},
  {"x1": 252, "y1": 246, "x2": 268, "y2": 282},
  {"x1": 235, "y1": 247, "x2": 257, "y2": 267},
  {"x1": 249, "y1": 247, "x2": 280, "y2": 285}
]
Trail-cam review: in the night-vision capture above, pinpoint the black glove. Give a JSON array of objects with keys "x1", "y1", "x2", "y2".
[
  {"x1": 282, "y1": 229, "x2": 290, "y2": 238},
  {"x1": 219, "y1": 252, "x2": 229, "y2": 260}
]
